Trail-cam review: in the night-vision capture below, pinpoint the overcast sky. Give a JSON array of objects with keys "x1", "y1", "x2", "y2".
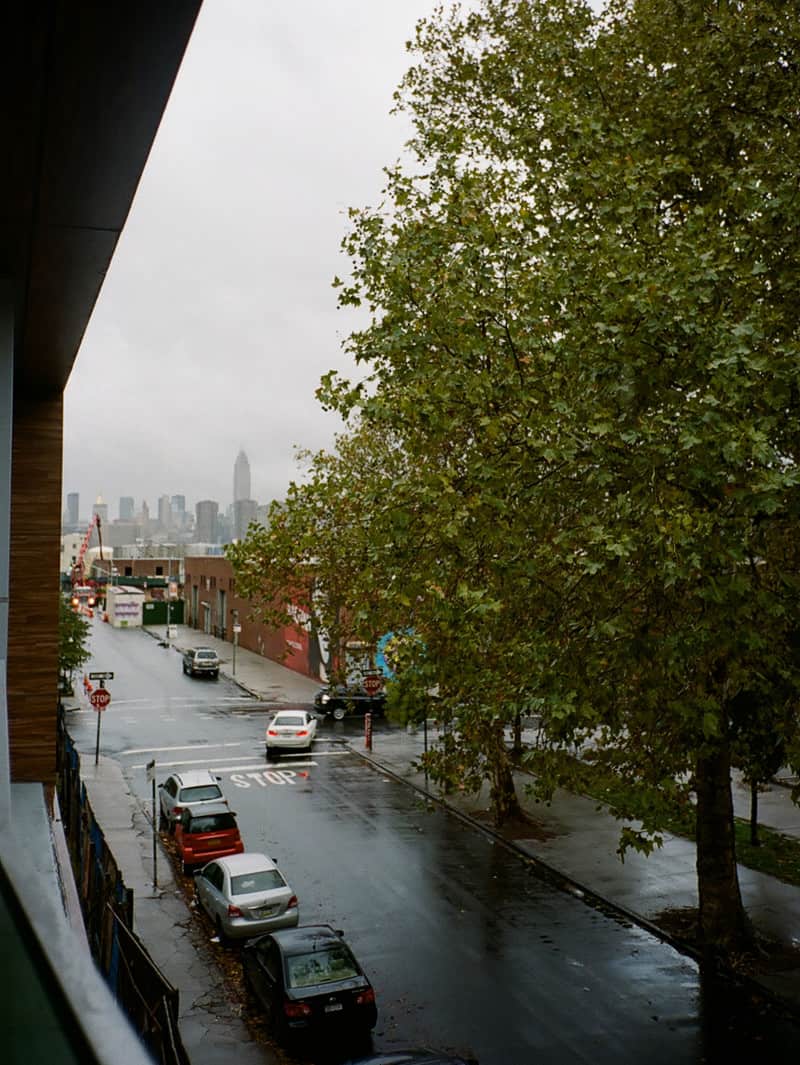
[{"x1": 62, "y1": 0, "x2": 447, "y2": 522}]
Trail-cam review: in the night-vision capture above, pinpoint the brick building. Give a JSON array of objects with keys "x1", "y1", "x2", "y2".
[{"x1": 184, "y1": 554, "x2": 326, "y2": 681}]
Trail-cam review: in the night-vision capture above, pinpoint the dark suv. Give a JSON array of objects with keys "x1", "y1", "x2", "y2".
[
  {"x1": 183, "y1": 646, "x2": 220, "y2": 678},
  {"x1": 314, "y1": 683, "x2": 386, "y2": 721}
]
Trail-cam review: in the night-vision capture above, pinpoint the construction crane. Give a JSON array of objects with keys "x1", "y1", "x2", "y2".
[{"x1": 70, "y1": 514, "x2": 104, "y2": 609}]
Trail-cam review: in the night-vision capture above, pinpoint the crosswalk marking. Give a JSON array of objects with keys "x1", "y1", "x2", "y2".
[
  {"x1": 121, "y1": 742, "x2": 244, "y2": 756},
  {"x1": 130, "y1": 750, "x2": 348, "y2": 771}
]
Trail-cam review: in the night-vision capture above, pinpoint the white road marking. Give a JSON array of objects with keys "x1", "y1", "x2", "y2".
[
  {"x1": 131, "y1": 755, "x2": 264, "y2": 770},
  {"x1": 121, "y1": 742, "x2": 244, "y2": 756},
  {"x1": 118, "y1": 741, "x2": 243, "y2": 758},
  {"x1": 230, "y1": 769, "x2": 305, "y2": 787}
]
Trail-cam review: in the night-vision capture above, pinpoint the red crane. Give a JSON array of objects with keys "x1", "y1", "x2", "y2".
[{"x1": 71, "y1": 513, "x2": 104, "y2": 589}]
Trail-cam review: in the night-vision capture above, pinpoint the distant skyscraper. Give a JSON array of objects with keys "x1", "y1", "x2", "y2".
[
  {"x1": 195, "y1": 500, "x2": 219, "y2": 543},
  {"x1": 157, "y1": 494, "x2": 172, "y2": 530},
  {"x1": 119, "y1": 496, "x2": 135, "y2": 521},
  {"x1": 232, "y1": 498, "x2": 258, "y2": 542},
  {"x1": 233, "y1": 449, "x2": 251, "y2": 503},
  {"x1": 93, "y1": 495, "x2": 108, "y2": 526},
  {"x1": 171, "y1": 494, "x2": 186, "y2": 514},
  {"x1": 66, "y1": 492, "x2": 79, "y2": 526}
]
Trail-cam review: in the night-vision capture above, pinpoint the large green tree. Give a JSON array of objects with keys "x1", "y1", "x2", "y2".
[{"x1": 317, "y1": 0, "x2": 800, "y2": 957}]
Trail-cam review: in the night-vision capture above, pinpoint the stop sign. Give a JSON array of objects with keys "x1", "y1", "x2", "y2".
[
  {"x1": 90, "y1": 687, "x2": 111, "y2": 711},
  {"x1": 363, "y1": 674, "x2": 382, "y2": 697}
]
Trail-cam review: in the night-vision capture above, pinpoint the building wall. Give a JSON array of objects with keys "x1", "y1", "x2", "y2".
[
  {"x1": 8, "y1": 393, "x2": 62, "y2": 782},
  {"x1": 184, "y1": 555, "x2": 321, "y2": 680}
]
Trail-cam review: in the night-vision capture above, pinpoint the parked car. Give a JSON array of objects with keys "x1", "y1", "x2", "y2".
[
  {"x1": 158, "y1": 769, "x2": 227, "y2": 832},
  {"x1": 242, "y1": 925, "x2": 377, "y2": 1043},
  {"x1": 314, "y1": 683, "x2": 386, "y2": 721},
  {"x1": 195, "y1": 852, "x2": 299, "y2": 943},
  {"x1": 182, "y1": 646, "x2": 220, "y2": 678},
  {"x1": 265, "y1": 710, "x2": 318, "y2": 759},
  {"x1": 174, "y1": 802, "x2": 244, "y2": 874}
]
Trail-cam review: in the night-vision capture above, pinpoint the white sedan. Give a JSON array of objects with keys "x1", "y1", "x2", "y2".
[{"x1": 265, "y1": 709, "x2": 317, "y2": 759}]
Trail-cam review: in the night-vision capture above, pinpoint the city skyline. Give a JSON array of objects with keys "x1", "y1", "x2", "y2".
[{"x1": 63, "y1": 448, "x2": 260, "y2": 524}]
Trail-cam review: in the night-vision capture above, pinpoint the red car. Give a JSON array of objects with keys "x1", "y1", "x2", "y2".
[{"x1": 174, "y1": 802, "x2": 244, "y2": 874}]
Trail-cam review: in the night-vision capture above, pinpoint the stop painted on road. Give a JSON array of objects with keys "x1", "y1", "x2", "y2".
[{"x1": 229, "y1": 769, "x2": 308, "y2": 787}]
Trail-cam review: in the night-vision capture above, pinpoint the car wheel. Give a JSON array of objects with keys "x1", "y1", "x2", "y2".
[
  {"x1": 212, "y1": 671, "x2": 219, "y2": 679},
  {"x1": 333, "y1": 705, "x2": 346, "y2": 721}
]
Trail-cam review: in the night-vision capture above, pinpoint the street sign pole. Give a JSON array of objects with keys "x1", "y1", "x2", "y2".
[
  {"x1": 147, "y1": 759, "x2": 157, "y2": 889},
  {"x1": 232, "y1": 613, "x2": 240, "y2": 676},
  {"x1": 94, "y1": 702, "x2": 102, "y2": 766}
]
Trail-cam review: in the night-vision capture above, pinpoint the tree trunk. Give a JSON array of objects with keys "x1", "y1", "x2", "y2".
[
  {"x1": 512, "y1": 711, "x2": 523, "y2": 757},
  {"x1": 695, "y1": 739, "x2": 752, "y2": 958},
  {"x1": 489, "y1": 727, "x2": 522, "y2": 825},
  {"x1": 749, "y1": 783, "x2": 759, "y2": 847}
]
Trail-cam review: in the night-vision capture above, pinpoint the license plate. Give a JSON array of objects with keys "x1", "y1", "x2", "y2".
[
  {"x1": 253, "y1": 906, "x2": 277, "y2": 918},
  {"x1": 202, "y1": 837, "x2": 222, "y2": 847},
  {"x1": 324, "y1": 1003, "x2": 343, "y2": 1013}
]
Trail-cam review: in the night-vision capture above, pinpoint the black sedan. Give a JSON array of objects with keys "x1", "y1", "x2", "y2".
[
  {"x1": 314, "y1": 683, "x2": 386, "y2": 720},
  {"x1": 242, "y1": 925, "x2": 378, "y2": 1043}
]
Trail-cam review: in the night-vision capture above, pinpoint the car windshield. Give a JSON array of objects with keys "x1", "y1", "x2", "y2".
[
  {"x1": 230, "y1": 869, "x2": 285, "y2": 895},
  {"x1": 196, "y1": 650, "x2": 217, "y2": 660},
  {"x1": 188, "y1": 812, "x2": 237, "y2": 833},
  {"x1": 286, "y1": 945, "x2": 359, "y2": 989},
  {"x1": 179, "y1": 785, "x2": 222, "y2": 803},
  {"x1": 274, "y1": 715, "x2": 304, "y2": 727}
]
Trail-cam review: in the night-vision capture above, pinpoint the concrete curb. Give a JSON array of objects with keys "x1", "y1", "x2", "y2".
[{"x1": 351, "y1": 743, "x2": 800, "y2": 1023}]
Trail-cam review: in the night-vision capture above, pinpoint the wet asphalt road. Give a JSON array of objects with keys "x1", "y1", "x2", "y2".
[{"x1": 67, "y1": 622, "x2": 800, "y2": 1064}]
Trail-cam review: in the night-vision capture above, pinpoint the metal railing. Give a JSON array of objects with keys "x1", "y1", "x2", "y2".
[{"x1": 57, "y1": 714, "x2": 190, "y2": 1065}]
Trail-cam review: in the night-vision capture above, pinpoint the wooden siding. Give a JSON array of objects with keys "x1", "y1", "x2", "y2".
[{"x1": 7, "y1": 393, "x2": 63, "y2": 782}]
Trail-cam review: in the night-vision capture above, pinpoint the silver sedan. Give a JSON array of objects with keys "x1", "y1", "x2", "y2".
[{"x1": 194, "y1": 852, "x2": 299, "y2": 942}]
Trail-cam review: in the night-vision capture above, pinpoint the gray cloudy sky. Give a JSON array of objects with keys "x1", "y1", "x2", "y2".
[{"x1": 62, "y1": 0, "x2": 445, "y2": 522}]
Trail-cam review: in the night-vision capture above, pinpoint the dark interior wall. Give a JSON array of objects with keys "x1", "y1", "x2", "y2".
[{"x1": 7, "y1": 392, "x2": 63, "y2": 782}]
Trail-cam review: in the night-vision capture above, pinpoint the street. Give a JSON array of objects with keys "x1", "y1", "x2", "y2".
[{"x1": 66, "y1": 620, "x2": 800, "y2": 1063}]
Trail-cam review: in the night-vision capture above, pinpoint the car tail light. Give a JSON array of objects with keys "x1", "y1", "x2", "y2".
[
  {"x1": 355, "y1": 988, "x2": 375, "y2": 1006},
  {"x1": 284, "y1": 1000, "x2": 312, "y2": 1018},
  {"x1": 173, "y1": 806, "x2": 184, "y2": 816},
  {"x1": 227, "y1": 904, "x2": 243, "y2": 917},
  {"x1": 267, "y1": 729, "x2": 278, "y2": 736},
  {"x1": 296, "y1": 729, "x2": 308, "y2": 737},
  {"x1": 287, "y1": 895, "x2": 298, "y2": 910}
]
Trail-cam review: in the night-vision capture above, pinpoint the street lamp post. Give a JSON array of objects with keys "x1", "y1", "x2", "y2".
[{"x1": 232, "y1": 609, "x2": 240, "y2": 676}]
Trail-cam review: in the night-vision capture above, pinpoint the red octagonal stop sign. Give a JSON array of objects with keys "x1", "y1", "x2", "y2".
[
  {"x1": 363, "y1": 674, "x2": 382, "y2": 697},
  {"x1": 90, "y1": 687, "x2": 111, "y2": 711}
]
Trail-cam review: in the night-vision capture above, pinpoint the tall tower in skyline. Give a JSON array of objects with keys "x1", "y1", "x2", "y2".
[
  {"x1": 233, "y1": 449, "x2": 251, "y2": 503},
  {"x1": 195, "y1": 499, "x2": 219, "y2": 543},
  {"x1": 119, "y1": 496, "x2": 134, "y2": 521},
  {"x1": 66, "y1": 492, "x2": 79, "y2": 526},
  {"x1": 93, "y1": 495, "x2": 108, "y2": 526}
]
